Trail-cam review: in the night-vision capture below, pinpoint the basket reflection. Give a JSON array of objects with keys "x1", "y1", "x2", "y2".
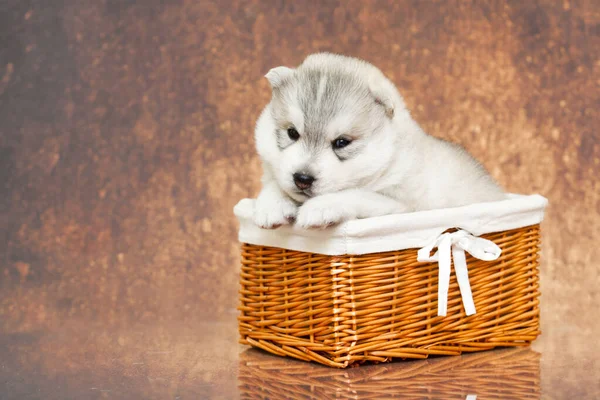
[{"x1": 239, "y1": 347, "x2": 540, "y2": 399}]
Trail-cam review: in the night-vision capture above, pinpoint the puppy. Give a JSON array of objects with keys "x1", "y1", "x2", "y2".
[{"x1": 253, "y1": 53, "x2": 505, "y2": 229}]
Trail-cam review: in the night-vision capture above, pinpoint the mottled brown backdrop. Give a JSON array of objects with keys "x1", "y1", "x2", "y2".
[{"x1": 1, "y1": 0, "x2": 598, "y2": 365}]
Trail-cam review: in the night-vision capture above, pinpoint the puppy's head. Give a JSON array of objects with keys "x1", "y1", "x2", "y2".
[{"x1": 256, "y1": 53, "x2": 406, "y2": 203}]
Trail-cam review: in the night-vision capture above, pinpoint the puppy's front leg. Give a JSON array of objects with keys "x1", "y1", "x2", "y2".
[
  {"x1": 253, "y1": 171, "x2": 298, "y2": 229},
  {"x1": 296, "y1": 189, "x2": 409, "y2": 229}
]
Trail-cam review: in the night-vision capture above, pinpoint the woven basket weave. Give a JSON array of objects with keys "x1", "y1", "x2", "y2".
[
  {"x1": 238, "y1": 224, "x2": 541, "y2": 368},
  {"x1": 238, "y1": 347, "x2": 541, "y2": 399}
]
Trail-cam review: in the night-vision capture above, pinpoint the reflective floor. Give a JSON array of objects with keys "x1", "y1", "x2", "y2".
[{"x1": 1, "y1": 315, "x2": 598, "y2": 399}]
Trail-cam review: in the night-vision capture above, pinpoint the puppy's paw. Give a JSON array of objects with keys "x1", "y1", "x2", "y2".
[
  {"x1": 296, "y1": 197, "x2": 353, "y2": 229},
  {"x1": 253, "y1": 196, "x2": 298, "y2": 229}
]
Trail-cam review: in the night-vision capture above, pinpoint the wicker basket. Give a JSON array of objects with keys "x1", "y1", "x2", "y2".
[
  {"x1": 235, "y1": 195, "x2": 547, "y2": 368},
  {"x1": 238, "y1": 347, "x2": 541, "y2": 399}
]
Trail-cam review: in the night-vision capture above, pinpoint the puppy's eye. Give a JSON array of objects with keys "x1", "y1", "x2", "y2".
[
  {"x1": 287, "y1": 127, "x2": 300, "y2": 141},
  {"x1": 332, "y1": 137, "x2": 352, "y2": 149}
]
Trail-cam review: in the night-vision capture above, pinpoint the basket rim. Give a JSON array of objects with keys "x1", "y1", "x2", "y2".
[{"x1": 235, "y1": 194, "x2": 548, "y2": 256}]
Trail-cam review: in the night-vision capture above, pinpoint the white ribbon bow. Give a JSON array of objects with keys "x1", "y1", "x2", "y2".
[{"x1": 417, "y1": 230, "x2": 502, "y2": 317}]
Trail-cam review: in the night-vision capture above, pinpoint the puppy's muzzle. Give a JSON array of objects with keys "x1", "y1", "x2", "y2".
[{"x1": 293, "y1": 173, "x2": 315, "y2": 190}]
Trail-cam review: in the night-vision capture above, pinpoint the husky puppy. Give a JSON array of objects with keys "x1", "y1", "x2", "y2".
[{"x1": 253, "y1": 53, "x2": 505, "y2": 229}]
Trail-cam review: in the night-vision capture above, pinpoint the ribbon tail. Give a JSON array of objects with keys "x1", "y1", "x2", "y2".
[
  {"x1": 437, "y1": 236, "x2": 452, "y2": 317},
  {"x1": 452, "y1": 246, "x2": 476, "y2": 316}
]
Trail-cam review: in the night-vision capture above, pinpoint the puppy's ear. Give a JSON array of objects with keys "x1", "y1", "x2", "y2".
[
  {"x1": 368, "y1": 78, "x2": 395, "y2": 119},
  {"x1": 265, "y1": 66, "x2": 294, "y2": 89}
]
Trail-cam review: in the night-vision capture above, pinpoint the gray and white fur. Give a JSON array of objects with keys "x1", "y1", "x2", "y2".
[{"x1": 253, "y1": 53, "x2": 505, "y2": 229}]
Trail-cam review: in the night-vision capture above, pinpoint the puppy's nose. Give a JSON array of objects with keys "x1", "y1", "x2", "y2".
[{"x1": 293, "y1": 173, "x2": 315, "y2": 190}]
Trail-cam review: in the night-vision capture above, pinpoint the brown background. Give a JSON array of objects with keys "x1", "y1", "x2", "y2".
[{"x1": 0, "y1": 0, "x2": 599, "y2": 396}]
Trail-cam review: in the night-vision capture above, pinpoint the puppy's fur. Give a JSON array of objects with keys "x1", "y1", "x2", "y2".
[{"x1": 253, "y1": 53, "x2": 505, "y2": 229}]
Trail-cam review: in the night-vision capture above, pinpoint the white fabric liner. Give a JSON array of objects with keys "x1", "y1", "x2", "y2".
[{"x1": 234, "y1": 194, "x2": 548, "y2": 256}]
